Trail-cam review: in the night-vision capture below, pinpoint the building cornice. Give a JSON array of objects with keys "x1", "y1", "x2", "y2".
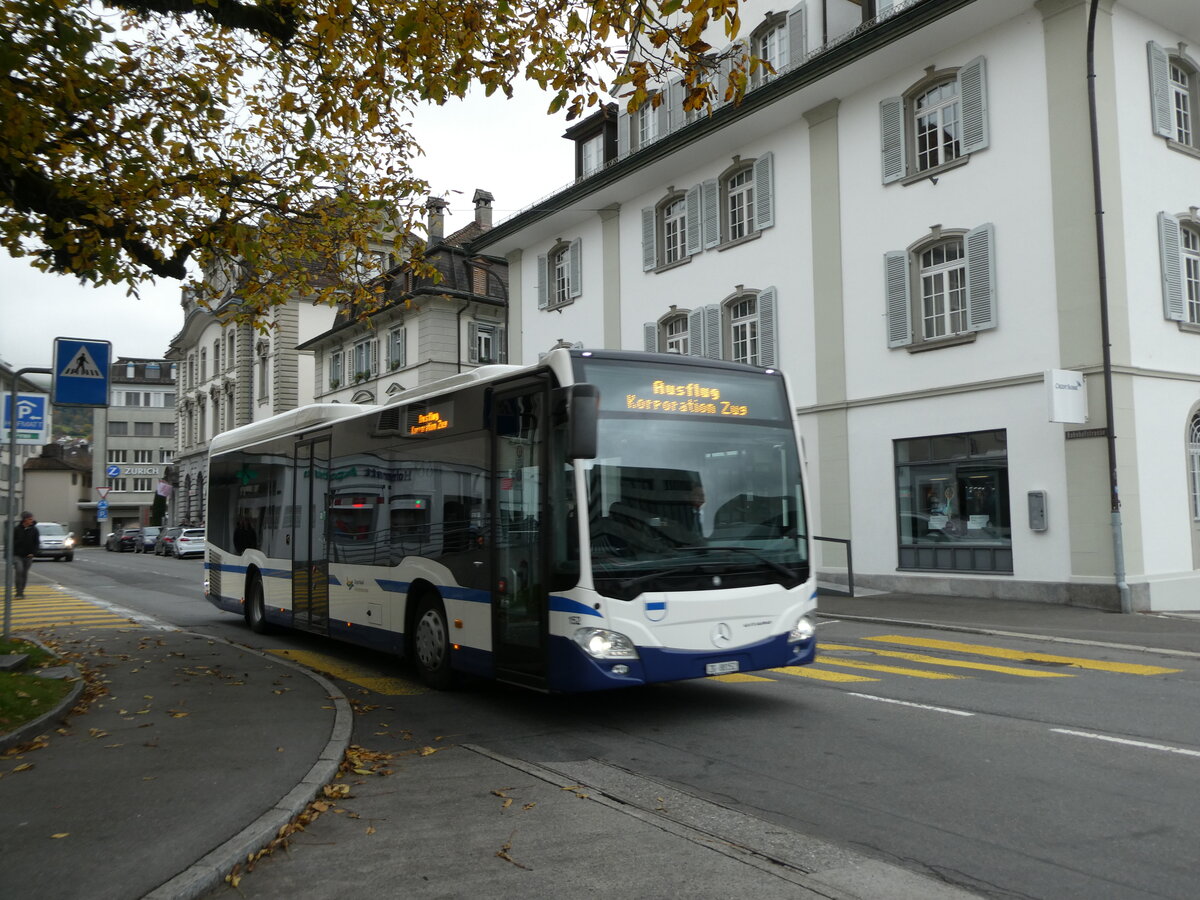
[{"x1": 469, "y1": 0, "x2": 980, "y2": 252}]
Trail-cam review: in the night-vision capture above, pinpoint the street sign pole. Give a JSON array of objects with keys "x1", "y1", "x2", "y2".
[{"x1": 5, "y1": 366, "x2": 52, "y2": 639}]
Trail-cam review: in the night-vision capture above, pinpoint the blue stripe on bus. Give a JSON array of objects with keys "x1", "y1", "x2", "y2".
[
  {"x1": 645, "y1": 600, "x2": 666, "y2": 611},
  {"x1": 375, "y1": 579, "x2": 491, "y2": 604},
  {"x1": 548, "y1": 596, "x2": 603, "y2": 618}
]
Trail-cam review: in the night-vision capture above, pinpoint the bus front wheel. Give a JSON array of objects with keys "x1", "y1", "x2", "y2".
[
  {"x1": 245, "y1": 576, "x2": 271, "y2": 635},
  {"x1": 413, "y1": 595, "x2": 454, "y2": 690}
]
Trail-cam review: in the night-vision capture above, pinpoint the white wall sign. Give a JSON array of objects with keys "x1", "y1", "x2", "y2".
[{"x1": 1046, "y1": 369, "x2": 1088, "y2": 424}]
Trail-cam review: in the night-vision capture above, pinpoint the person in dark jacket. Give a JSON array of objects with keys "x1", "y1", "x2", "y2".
[{"x1": 12, "y1": 511, "x2": 40, "y2": 598}]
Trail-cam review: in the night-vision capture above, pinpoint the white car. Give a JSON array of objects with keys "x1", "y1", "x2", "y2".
[
  {"x1": 173, "y1": 529, "x2": 206, "y2": 559},
  {"x1": 34, "y1": 522, "x2": 75, "y2": 562}
]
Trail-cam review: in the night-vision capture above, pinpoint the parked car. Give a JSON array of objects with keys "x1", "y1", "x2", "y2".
[
  {"x1": 106, "y1": 527, "x2": 142, "y2": 552},
  {"x1": 33, "y1": 522, "x2": 75, "y2": 562},
  {"x1": 136, "y1": 526, "x2": 161, "y2": 553},
  {"x1": 173, "y1": 529, "x2": 206, "y2": 559},
  {"x1": 154, "y1": 527, "x2": 183, "y2": 556}
]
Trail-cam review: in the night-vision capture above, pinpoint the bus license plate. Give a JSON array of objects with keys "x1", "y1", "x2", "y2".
[{"x1": 706, "y1": 661, "x2": 739, "y2": 676}]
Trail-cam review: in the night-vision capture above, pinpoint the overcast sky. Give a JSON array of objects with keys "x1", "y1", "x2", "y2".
[{"x1": 0, "y1": 82, "x2": 572, "y2": 375}]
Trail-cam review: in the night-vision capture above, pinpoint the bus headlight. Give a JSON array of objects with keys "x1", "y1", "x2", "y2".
[
  {"x1": 788, "y1": 615, "x2": 816, "y2": 643},
  {"x1": 573, "y1": 628, "x2": 639, "y2": 660}
]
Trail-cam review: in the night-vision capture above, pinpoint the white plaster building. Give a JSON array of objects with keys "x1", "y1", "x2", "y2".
[
  {"x1": 300, "y1": 192, "x2": 509, "y2": 404},
  {"x1": 472, "y1": 0, "x2": 1200, "y2": 611},
  {"x1": 166, "y1": 283, "x2": 338, "y2": 525}
]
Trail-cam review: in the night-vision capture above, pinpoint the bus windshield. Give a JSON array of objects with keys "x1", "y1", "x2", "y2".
[{"x1": 576, "y1": 358, "x2": 808, "y2": 601}]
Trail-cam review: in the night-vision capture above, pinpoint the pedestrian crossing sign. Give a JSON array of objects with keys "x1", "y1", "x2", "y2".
[{"x1": 53, "y1": 337, "x2": 111, "y2": 407}]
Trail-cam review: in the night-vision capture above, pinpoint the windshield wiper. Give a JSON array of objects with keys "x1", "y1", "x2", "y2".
[
  {"x1": 616, "y1": 546, "x2": 802, "y2": 593},
  {"x1": 674, "y1": 545, "x2": 801, "y2": 584}
]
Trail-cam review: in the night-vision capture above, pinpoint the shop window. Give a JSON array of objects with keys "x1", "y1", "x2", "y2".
[{"x1": 894, "y1": 429, "x2": 1012, "y2": 573}]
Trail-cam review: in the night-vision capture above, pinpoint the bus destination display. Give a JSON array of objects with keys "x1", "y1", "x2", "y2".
[{"x1": 624, "y1": 380, "x2": 748, "y2": 417}]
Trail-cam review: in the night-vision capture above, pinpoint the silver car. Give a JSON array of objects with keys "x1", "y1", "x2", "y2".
[
  {"x1": 173, "y1": 528, "x2": 206, "y2": 559},
  {"x1": 34, "y1": 522, "x2": 75, "y2": 562}
]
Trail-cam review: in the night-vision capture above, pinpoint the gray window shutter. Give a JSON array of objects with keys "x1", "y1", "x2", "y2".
[
  {"x1": 686, "y1": 184, "x2": 703, "y2": 256},
  {"x1": 704, "y1": 304, "x2": 722, "y2": 359},
  {"x1": 884, "y1": 250, "x2": 912, "y2": 348},
  {"x1": 569, "y1": 238, "x2": 583, "y2": 298},
  {"x1": 965, "y1": 223, "x2": 997, "y2": 332},
  {"x1": 667, "y1": 78, "x2": 685, "y2": 132},
  {"x1": 788, "y1": 2, "x2": 807, "y2": 68},
  {"x1": 654, "y1": 97, "x2": 667, "y2": 143},
  {"x1": 958, "y1": 56, "x2": 989, "y2": 155},
  {"x1": 880, "y1": 96, "x2": 905, "y2": 184},
  {"x1": 467, "y1": 322, "x2": 479, "y2": 363},
  {"x1": 537, "y1": 254, "x2": 549, "y2": 309},
  {"x1": 702, "y1": 178, "x2": 720, "y2": 249},
  {"x1": 1159, "y1": 211, "x2": 1185, "y2": 321},
  {"x1": 688, "y1": 307, "x2": 706, "y2": 357},
  {"x1": 717, "y1": 44, "x2": 734, "y2": 105},
  {"x1": 641, "y1": 207, "x2": 657, "y2": 271},
  {"x1": 758, "y1": 286, "x2": 778, "y2": 367},
  {"x1": 617, "y1": 109, "x2": 630, "y2": 157},
  {"x1": 371, "y1": 338, "x2": 379, "y2": 375},
  {"x1": 644, "y1": 322, "x2": 658, "y2": 352},
  {"x1": 754, "y1": 151, "x2": 775, "y2": 231},
  {"x1": 1147, "y1": 42, "x2": 1174, "y2": 139}
]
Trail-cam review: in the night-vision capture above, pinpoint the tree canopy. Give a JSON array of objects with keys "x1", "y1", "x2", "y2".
[{"x1": 0, "y1": 0, "x2": 747, "y2": 324}]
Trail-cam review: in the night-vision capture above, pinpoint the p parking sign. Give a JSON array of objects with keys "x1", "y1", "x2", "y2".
[
  {"x1": 53, "y1": 338, "x2": 111, "y2": 407},
  {"x1": 2, "y1": 393, "x2": 49, "y2": 445}
]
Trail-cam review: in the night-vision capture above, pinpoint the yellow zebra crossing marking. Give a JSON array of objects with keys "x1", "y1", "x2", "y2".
[
  {"x1": 813, "y1": 655, "x2": 963, "y2": 679},
  {"x1": 864, "y1": 636, "x2": 1182, "y2": 676},
  {"x1": 4, "y1": 588, "x2": 143, "y2": 630},
  {"x1": 709, "y1": 672, "x2": 775, "y2": 683},
  {"x1": 769, "y1": 665, "x2": 878, "y2": 682},
  {"x1": 265, "y1": 648, "x2": 427, "y2": 696},
  {"x1": 819, "y1": 642, "x2": 1076, "y2": 678}
]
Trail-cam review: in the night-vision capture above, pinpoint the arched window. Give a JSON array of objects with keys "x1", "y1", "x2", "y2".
[
  {"x1": 881, "y1": 58, "x2": 988, "y2": 184},
  {"x1": 536, "y1": 239, "x2": 581, "y2": 309},
  {"x1": 1148, "y1": 43, "x2": 1200, "y2": 151},
  {"x1": 885, "y1": 225, "x2": 996, "y2": 350},
  {"x1": 1190, "y1": 413, "x2": 1200, "y2": 521},
  {"x1": 1157, "y1": 213, "x2": 1200, "y2": 326}
]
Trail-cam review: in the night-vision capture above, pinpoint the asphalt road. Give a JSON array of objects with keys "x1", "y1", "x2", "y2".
[{"x1": 32, "y1": 549, "x2": 1200, "y2": 899}]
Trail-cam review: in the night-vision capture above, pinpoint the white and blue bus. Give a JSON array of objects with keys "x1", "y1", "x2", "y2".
[{"x1": 204, "y1": 348, "x2": 817, "y2": 692}]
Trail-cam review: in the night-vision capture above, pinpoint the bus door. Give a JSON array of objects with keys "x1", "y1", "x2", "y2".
[
  {"x1": 292, "y1": 435, "x2": 331, "y2": 633},
  {"x1": 491, "y1": 382, "x2": 548, "y2": 688}
]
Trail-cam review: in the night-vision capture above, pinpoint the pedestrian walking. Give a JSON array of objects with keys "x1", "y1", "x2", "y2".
[{"x1": 12, "y1": 511, "x2": 40, "y2": 599}]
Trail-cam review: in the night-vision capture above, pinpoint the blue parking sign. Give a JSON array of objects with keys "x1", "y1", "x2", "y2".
[
  {"x1": 53, "y1": 337, "x2": 111, "y2": 407},
  {"x1": 2, "y1": 393, "x2": 48, "y2": 445}
]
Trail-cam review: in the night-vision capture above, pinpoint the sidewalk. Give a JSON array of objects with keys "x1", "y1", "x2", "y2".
[
  {"x1": 0, "y1": 625, "x2": 350, "y2": 900},
  {"x1": 3, "y1": 586, "x2": 1199, "y2": 899}
]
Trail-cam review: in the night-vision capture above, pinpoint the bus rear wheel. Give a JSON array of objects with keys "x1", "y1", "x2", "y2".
[
  {"x1": 413, "y1": 595, "x2": 454, "y2": 690},
  {"x1": 245, "y1": 576, "x2": 271, "y2": 635}
]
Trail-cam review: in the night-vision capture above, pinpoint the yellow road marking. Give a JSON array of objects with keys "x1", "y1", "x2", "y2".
[
  {"x1": 864, "y1": 636, "x2": 1182, "y2": 675},
  {"x1": 814, "y1": 655, "x2": 962, "y2": 679},
  {"x1": 820, "y1": 642, "x2": 1076, "y2": 678},
  {"x1": 4, "y1": 594, "x2": 140, "y2": 630},
  {"x1": 769, "y1": 666, "x2": 879, "y2": 682},
  {"x1": 709, "y1": 672, "x2": 775, "y2": 683},
  {"x1": 266, "y1": 648, "x2": 427, "y2": 695}
]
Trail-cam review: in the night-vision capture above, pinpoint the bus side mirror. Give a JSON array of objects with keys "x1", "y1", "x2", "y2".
[{"x1": 566, "y1": 384, "x2": 599, "y2": 459}]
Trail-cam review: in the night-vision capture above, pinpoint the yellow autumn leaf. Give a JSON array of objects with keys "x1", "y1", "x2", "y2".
[{"x1": 51, "y1": 833, "x2": 69, "y2": 839}]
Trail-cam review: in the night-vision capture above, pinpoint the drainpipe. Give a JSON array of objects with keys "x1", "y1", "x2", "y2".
[{"x1": 1086, "y1": 0, "x2": 1132, "y2": 613}]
